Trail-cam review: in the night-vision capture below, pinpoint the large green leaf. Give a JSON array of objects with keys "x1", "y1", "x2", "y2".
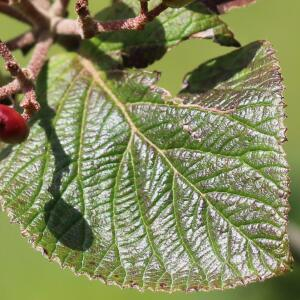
[
  {"x1": 0, "y1": 41, "x2": 291, "y2": 291},
  {"x1": 82, "y1": 0, "x2": 239, "y2": 68}
]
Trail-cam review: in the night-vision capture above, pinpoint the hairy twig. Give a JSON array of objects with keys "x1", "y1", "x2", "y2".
[
  {"x1": 27, "y1": 34, "x2": 53, "y2": 78},
  {"x1": 0, "y1": 40, "x2": 30, "y2": 86},
  {"x1": 10, "y1": 0, "x2": 50, "y2": 28},
  {"x1": 0, "y1": 80, "x2": 20, "y2": 103},
  {"x1": 0, "y1": 39, "x2": 38, "y2": 120},
  {"x1": 140, "y1": 0, "x2": 149, "y2": 14},
  {"x1": 32, "y1": 0, "x2": 51, "y2": 10},
  {"x1": 75, "y1": 0, "x2": 97, "y2": 38},
  {"x1": 96, "y1": 3, "x2": 167, "y2": 31},
  {"x1": 55, "y1": 0, "x2": 167, "y2": 38},
  {"x1": 0, "y1": 2, "x2": 31, "y2": 24},
  {"x1": 6, "y1": 31, "x2": 36, "y2": 51},
  {"x1": 0, "y1": 35, "x2": 53, "y2": 119},
  {"x1": 51, "y1": 0, "x2": 70, "y2": 17},
  {"x1": 21, "y1": 35, "x2": 53, "y2": 119}
]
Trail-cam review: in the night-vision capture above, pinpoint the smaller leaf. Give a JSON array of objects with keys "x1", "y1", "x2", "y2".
[{"x1": 81, "y1": 0, "x2": 240, "y2": 69}]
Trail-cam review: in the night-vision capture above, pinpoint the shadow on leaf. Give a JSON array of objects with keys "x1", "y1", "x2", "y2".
[
  {"x1": 36, "y1": 64, "x2": 94, "y2": 252},
  {"x1": 181, "y1": 41, "x2": 261, "y2": 94}
]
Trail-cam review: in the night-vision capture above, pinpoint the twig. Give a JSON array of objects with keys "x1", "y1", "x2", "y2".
[
  {"x1": 32, "y1": 0, "x2": 51, "y2": 10},
  {"x1": 0, "y1": 78, "x2": 20, "y2": 100},
  {"x1": 75, "y1": 0, "x2": 97, "y2": 38},
  {"x1": 55, "y1": 1, "x2": 167, "y2": 37},
  {"x1": 10, "y1": 0, "x2": 50, "y2": 28},
  {"x1": 27, "y1": 35, "x2": 53, "y2": 78},
  {"x1": 0, "y1": 40, "x2": 29, "y2": 84},
  {"x1": 51, "y1": 0, "x2": 70, "y2": 17},
  {"x1": 6, "y1": 31, "x2": 36, "y2": 51},
  {"x1": 96, "y1": 3, "x2": 167, "y2": 31},
  {"x1": 140, "y1": 0, "x2": 149, "y2": 14},
  {"x1": 0, "y1": 2, "x2": 31, "y2": 24},
  {"x1": 21, "y1": 34, "x2": 53, "y2": 119},
  {"x1": 0, "y1": 39, "x2": 38, "y2": 120}
]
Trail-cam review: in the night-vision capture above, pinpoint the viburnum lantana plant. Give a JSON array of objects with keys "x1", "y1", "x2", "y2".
[{"x1": 0, "y1": 0, "x2": 292, "y2": 293}]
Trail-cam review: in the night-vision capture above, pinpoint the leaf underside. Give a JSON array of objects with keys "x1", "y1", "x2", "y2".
[{"x1": 0, "y1": 41, "x2": 292, "y2": 292}]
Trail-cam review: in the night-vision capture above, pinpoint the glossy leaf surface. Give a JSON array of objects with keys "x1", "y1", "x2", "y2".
[{"x1": 0, "y1": 41, "x2": 291, "y2": 292}]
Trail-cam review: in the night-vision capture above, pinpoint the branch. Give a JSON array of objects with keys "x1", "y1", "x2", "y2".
[
  {"x1": 97, "y1": 3, "x2": 167, "y2": 31},
  {"x1": 0, "y1": 77, "x2": 19, "y2": 100},
  {"x1": 0, "y1": 2, "x2": 31, "y2": 25},
  {"x1": 27, "y1": 34, "x2": 53, "y2": 78},
  {"x1": 6, "y1": 31, "x2": 36, "y2": 52},
  {"x1": 10, "y1": 0, "x2": 50, "y2": 28},
  {"x1": 75, "y1": 0, "x2": 97, "y2": 38},
  {"x1": 54, "y1": 1, "x2": 167, "y2": 38},
  {"x1": 140, "y1": 0, "x2": 149, "y2": 15},
  {"x1": 51, "y1": 0, "x2": 70, "y2": 17},
  {"x1": 0, "y1": 40, "x2": 30, "y2": 86},
  {"x1": 0, "y1": 39, "x2": 37, "y2": 120},
  {"x1": 32, "y1": 0, "x2": 51, "y2": 10},
  {"x1": 0, "y1": 0, "x2": 167, "y2": 120}
]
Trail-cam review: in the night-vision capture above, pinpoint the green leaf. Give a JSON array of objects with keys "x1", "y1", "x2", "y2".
[
  {"x1": 81, "y1": 0, "x2": 240, "y2": 68},
  {"x1": 0, "y1": 41, "x2": 291, "y2": 292}
]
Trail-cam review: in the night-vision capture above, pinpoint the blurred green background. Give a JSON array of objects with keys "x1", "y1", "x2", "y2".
[{"x1": 0, "y1": 0, "x2": 299, "y2": 299}]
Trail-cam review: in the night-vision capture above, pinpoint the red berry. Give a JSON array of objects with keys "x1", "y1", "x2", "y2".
[{"x1": 0, "y1": 104, "x2": 29, "y2": 144}]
